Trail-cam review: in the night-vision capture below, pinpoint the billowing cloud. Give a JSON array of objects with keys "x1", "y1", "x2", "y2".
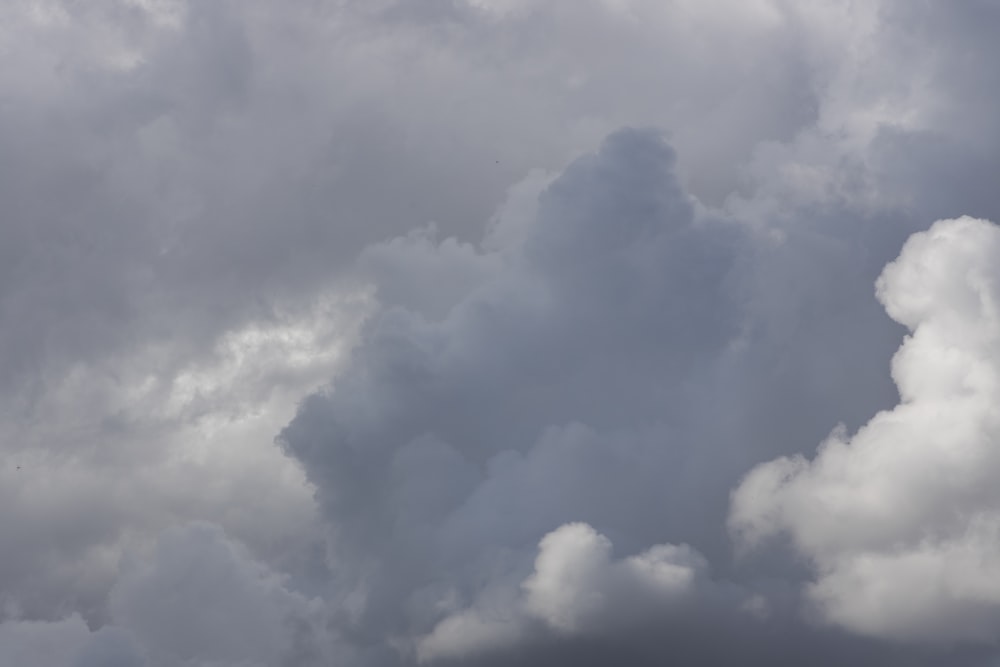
[
  {"x1": 4, "y1": 0, "x2": 1000, "y2": 665},
  {"x1": 731, "y1": 216, "x2": 1000, "y2": 644},
  {"x1": 417, "y1": 522, "x2": 710, "y2": 661},
  {"x1": 279, "y1": 131, "x2": 747, "y2": 651},
  {"x1": 279, "y1": 129, "x2": 998, "y2": 665}
]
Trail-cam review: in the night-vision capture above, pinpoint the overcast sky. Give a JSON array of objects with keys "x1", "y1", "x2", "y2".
[{"x1": 3, "y1": 1, "x2": 1000, "y2": 665}]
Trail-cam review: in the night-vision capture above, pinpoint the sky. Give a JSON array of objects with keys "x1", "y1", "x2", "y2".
[{"x1": 2, "y1": 0, "x2": 1000, "y2": 665}]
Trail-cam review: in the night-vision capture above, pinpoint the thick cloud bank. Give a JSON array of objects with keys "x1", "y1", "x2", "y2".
[
  {"x1": 281, "y1": 129, "x2": 757, "y2": 662},
  {"x1": 0, "y1": 522, "x2": 337, "y2": 667},
  {"x1": 280, "y1": 131, "x2": 1000, "y2": 665},
  {"x1": 732, "y1": 216, "x2": 1000, "y2": 644},
  {"x1": 5, "y1": 0, "x2": 1000, "y2": 665}
]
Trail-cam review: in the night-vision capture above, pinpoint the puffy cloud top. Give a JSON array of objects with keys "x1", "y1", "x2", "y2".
[{"x1": 731, "y1": 216, "x2": 1000, "y2": 643}]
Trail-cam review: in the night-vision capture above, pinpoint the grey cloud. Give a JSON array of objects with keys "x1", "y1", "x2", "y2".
[
  {"x1": 279, "y1": 128, "x2": 751, "y2": 658},
  {"x1": 110, "y1": 522, "x2": 332, "y2": 666},
  {"x1": 4, "y1": 0, "x2": 1000, "y2": 665},
  {"x1": 71, "y1": 627, "x2": 145, "y2": 667},
  {"x1": 731, "y1": 217, "x2": 1000, "y2": 644},
  {"x1": 0, "y1": 616, "x2": 143, "y2": 667},
  {"x1": 0, "y1": 522, "x2": 335, "y2": 667},
  {"x1": 0, "y1": 616, "x2": 93, "y2": 667},
  {"x1": 279, "y1": 127, "x2": 998, "y2": 665}
]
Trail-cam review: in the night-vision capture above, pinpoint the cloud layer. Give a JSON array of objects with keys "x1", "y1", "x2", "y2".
[{"x1": 4, "y1": 0, "x2": 1000, "y2": 665}]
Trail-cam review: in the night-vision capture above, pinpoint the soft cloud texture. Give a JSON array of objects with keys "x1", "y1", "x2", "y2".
[
  {"x1": 417, "y1": 522, "x2": 709, "y2": 661},
  {"x1": 280, "y1": 129, "x2": 999, "y2": 665},
  {"x1": 0, "y1": 522, "x2": 336, "y2": 667},
  {"x1": 732, "y1": 216, "x2": 1000, "y2": 644},
  {"x1": 279, "y1": 132, "x2": 747, "y2": 644},
  {"x1": 4, "y1": 0, "x2": 1000, "y2": 665}
]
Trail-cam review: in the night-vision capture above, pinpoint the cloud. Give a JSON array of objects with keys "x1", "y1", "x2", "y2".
[
  {"x1": 4, "y1": 0, "x2": 1000, "y2": 665},
  {"x1": 417, "y1": 522, "x2": 709, "y2": 662},
  {"x1": 0, "y1": 616, "x2": 97, "y2": 667},
  {"x1": 0, "y1": 0, "x2": 822, "y2": 629},
  {"x1": 110, "y1": 522, "x2": 332, "y2": 666},
  {"x1": 0, "y1": 521, "x2": 336, "y2": 667},
  {"x1": 70, "y1": 626, "x2": 145, "y2": 667},
  {"x1": 731, "y1": 216, "x2": 1000, "y2": 644},
  {"x1": 279, "y1": 128, "x2": 997, "y2": 665},
  {"x1": 278, "y1": 127, "x2": 758, "y2": 662},
  {"x1": 521, "y1": 522, "x2": 704, "y2": 634}
]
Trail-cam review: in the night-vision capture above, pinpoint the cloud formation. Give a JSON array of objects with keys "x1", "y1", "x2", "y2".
[
  {"x1": 4, "y1": 0, "x2": 1000, "y2": 665},
  {"x1": 732, "y1": 216, "x2": 1000, "y2": 644},
  {"x1": 280, "y1": 131, "x2": 747, "y2": 629},
  {"x1": 280, "y1": 130, "x2": 1000, "y2": 665}
]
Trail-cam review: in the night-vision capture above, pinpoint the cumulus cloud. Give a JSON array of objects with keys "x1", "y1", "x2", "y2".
[
  {"x1": 731, "y1": 216, "x2": 1000, "y2": 644},
  {"x1": 279, "y1": 131, "x2": 747, "y2": 646},
  {"x1": 4, "y1": 0, "x2": 1000, "y2": 665},
  {"x1": 0, "y1": 0, "x2": 831, "y2": 627},
  {"x1": 418, "y1": 522, "x2": 709, "y2": 661},
  {"x1": 279, "y1": 128, "x2": 996, "y2": 665}
]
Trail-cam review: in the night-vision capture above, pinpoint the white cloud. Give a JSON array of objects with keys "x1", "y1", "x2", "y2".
[
  {"x1": 418, "y1": 522, "x2": 708, "y2": 662},
  {"x1": 522, "y1": 523, "x2": 704, "y2": 633},
  {"x1": 731, "y1": 216, "x2": 1000, "y2": 643}
]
